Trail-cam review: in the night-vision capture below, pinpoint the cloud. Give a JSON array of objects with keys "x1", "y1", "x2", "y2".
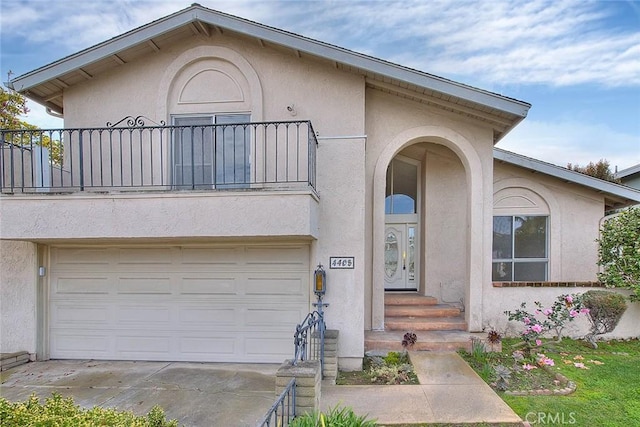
[
  {"x1": 497, "y1": 119, "x2": 640, "y2": 171},
  {"x1": 2, "y1": 0, "x2": 638, "y2": 87}
]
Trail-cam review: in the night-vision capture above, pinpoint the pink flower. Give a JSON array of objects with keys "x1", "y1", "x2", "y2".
[
  {"x1": 580, "y1": 308, "x2": 590, "y2": 314},
  {"x1": 565, "y1": 295, "x2": 573, "y2": 304},
  {"x1": 543, "y1": 308, "x2": 553, "y2": 316},
  {"x1": 536, "y1": 339, "x2": 542, "y2": 346},
  {"x1": 523, "y1": 317, "x2": 531, "y2": 325},
  {"x1": 523, "y1": 364, "x2": 537, "y2": 371},
  {"x1": 569, "y1": 309, "x2": 579, "y2": 317},
  {"x1": 543, "y1": 358, "x2": 555, "y2": 366},
  {"x1": 531, "y1": 324, "x2": 543, "y2": 333}
]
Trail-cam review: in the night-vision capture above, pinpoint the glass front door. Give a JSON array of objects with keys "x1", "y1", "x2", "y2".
[{"x1": 384, "y1": 222, "x2": 417, "y2": 290}]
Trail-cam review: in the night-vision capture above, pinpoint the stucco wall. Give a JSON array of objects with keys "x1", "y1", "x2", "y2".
[
  {"x1": 493, "y1": 162, "x2": 604, "y2": 281},
  {"x1": 0, "y1": 191, "x2": 318, "y2": 241},
  {"x1": 57, "y1": 33, "x2": 368, "y2": 365},
  {"x1": 63, "y1": 35, "x2": 364, "y2": 136},
  {"x1": 483, "y1": 287, "x2": 639, "y2": 339},
  {"x1": 364, "y1": 88, "x2": 495, "y2": 330},
  {"x1": 0, "y1": 240, "x2": 37, "y2": 355}
]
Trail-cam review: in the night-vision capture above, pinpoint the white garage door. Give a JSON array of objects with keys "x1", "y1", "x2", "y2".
[{"x1": 49, "y1": 244, "x2": 310, "y2": 363}]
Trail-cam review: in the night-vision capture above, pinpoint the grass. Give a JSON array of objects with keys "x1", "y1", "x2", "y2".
[
  {"x1": 461, "y1": 338, "x2": 640, "y2": 427},
  {"x1": 337, "y1": 351, "x2": 419, "y2": 385}
]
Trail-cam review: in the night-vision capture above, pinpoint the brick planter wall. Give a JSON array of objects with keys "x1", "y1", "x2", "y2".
[{"x1": 276, "y1": 359, "x2": 321, "y2": 416}]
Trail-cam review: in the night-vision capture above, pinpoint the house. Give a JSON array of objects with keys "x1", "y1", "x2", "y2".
[
  {"x1": 2, "y1": 4, "x2": 639, "y2": 369},
  {"x1": 615, "y1": 163, "x2": 640, "y2": 190}
]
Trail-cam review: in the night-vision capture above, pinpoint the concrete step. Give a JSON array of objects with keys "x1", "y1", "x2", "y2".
[
  {"x1": 385, "y1": 316, "x2": 467, "y2": 331},
  {"x1": 385, "y1": 304, "x2": 461, "y2": 318},
  {"x1": 365, "y1": 330, "x2": 472, "y2": 352},
  {"x1": 384, "y1": 293, "x2": 438, "y2": 306}
]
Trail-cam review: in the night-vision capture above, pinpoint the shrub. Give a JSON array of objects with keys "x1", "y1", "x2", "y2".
[
  {"x1": 0, "y1": 393, "x2": 178, "y2": 427},
  {"x1": 582, "y1": 290, "x2": 628, "y2": 348},
  {"x1": 290, "y1": 405, "x2": 377, "y2": 427},
  {"x1": 505, "y1": 294, "x2": 589, "y2": 352},
  {"x1": 597, "y1": 207, "x2": 640, "y2": 301}
]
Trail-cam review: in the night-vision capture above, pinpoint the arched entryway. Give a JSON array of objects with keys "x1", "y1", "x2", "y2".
[{"x1": 371, "y1": 126, "x2": 488, "y2": 332}]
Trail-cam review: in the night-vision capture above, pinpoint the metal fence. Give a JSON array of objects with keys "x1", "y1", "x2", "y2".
[
  {"x1": 293, "y1": 310, "x2": 325, "y2": 373},
  {"x1": 1, "y1": 119, "x2": 317, "y2": 193},
  {"x1": 257, "y1": 378, "x2": 296, "y2": 427}
]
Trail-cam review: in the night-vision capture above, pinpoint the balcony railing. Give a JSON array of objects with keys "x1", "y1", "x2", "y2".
[{"x1": 1, "y1": 120, "x2": 317, "y2": 193}]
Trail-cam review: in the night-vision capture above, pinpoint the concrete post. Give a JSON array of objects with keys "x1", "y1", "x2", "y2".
[
  {"x1": 276, "y1": 359, "x2": 321, "y2": 416},
  {"x1": 323, "y1": 330, "x2": 339, "y2": 383}
]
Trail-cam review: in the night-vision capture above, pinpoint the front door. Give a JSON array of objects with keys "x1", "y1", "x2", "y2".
[
  {"x1": 384, "y1": 222, "x2": 418, "y2": 290},
  {"x1": 384, "y1": 155, "x2": 420, "y2": 290}
]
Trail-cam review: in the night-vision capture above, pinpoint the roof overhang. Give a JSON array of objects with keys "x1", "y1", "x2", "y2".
[
  {"x1": 9, "y1": 4, "x2": 530, "y2": 142},
  {"x1": 494, "y1": 148, "x2": 640, "y2": 211}
]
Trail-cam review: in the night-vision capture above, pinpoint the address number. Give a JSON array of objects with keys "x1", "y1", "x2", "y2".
[{"x1": 329, "y1": 257, "x2": 355, "y2": 269}]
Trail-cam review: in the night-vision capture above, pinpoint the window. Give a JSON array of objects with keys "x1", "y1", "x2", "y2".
[
  {"x1": 385, "y1": 158, "x2": 418, "y2": 214},
  {"x1": 173, "y1": 114, "x2": 250, "y2": 188},
  {"x1": 492, "y1": 215, "x2": 548, "y2": 281}
]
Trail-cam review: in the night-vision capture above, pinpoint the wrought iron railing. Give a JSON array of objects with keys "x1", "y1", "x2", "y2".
[
  {"x1": 0, "y1": 119, "x2": 317, "y2": 193},
  {"x1": 293, "y1": 310, "x2": 325, "y2": 374},
  {"x1": 257, "y1": 378, "x2": 296, "y2": 427}
]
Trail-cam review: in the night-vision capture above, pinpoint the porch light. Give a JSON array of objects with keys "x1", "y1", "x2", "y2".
[{"x1": 314, "y1": 264, "x2": 326, "y2": 296}]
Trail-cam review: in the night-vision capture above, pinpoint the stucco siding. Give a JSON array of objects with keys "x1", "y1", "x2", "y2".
[
  {"x1": 0, "y1": 240, "x2": 37, "y2": 355},
  {"x1": 483, "y1": 287, "x2": 639, "y2": 339},
  {"x1": 63, "y1": 35, "x2": 364, "y2": 135},
  {"x1": 364, "y1": 88, "x2": 495, "y2": 331},
  {"x1": 493, "y1": 162, "x2": 604, "y2": 281},
  {"x1": 316, "y1": 137, "x2": 366, "y2": 369},
  {"x1": 0, "y1": 191, "x2": 319, "y2": 241}
]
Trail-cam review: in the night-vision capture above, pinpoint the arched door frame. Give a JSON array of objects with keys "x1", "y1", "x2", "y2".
[{"x1": 371, "y1": 126, "x2": 488, "y2": 331}]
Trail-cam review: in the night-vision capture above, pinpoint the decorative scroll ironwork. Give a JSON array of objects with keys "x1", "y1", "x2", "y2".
[
  {"x1": 106, "y1": 115, "x2": 166, "y2": 128},
  {"x1": 258, "y1": 378, "x2": 296, "y2": 427},
  {"x1": 293, "y1": 308, "x2": 325, "y2": 370}
]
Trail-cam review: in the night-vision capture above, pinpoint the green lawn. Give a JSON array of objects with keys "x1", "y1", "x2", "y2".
[{"x1": 465, "y1": 338, "x2": 640, "y2": 427}]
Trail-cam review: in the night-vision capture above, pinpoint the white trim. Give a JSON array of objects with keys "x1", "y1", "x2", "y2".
[{"x1": 494, "y1": 148, "x2": 640, "y2": 204}]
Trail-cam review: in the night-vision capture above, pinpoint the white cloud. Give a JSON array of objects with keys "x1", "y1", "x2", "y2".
[
  {"x1": 497, "y1": 119, "x2": 640, "y2": 171},
  {"x1": 2, "y1": 0, "x2": 638, "y2": 87}
]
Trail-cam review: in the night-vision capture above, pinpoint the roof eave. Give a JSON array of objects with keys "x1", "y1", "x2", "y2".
[{"x1": 494, "y1": 148, "x2": 640, "y2": 207}]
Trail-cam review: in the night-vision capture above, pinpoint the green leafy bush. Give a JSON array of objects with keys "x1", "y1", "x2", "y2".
[
  {"x1": 582, "y1": 290, "x2": 628, "y2": 348},
  {"x1": 597, "y1": 207, "x2": 640, "y2": 301},
  {"x1": 0, "y1": 393, "x2": 178, "y2": 427},
  {"x1": 290, "y1": 405, "x2": 377, "y2": 426}
]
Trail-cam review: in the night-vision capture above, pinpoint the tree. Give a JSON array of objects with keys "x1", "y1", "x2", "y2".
[
  {"x1": 597, "y1": 207, "x2": 640, "y2": 302},
  {"x1": 567, "y1": 159, "x2": 620, "y2": 183},
  {"x1": 1, "y1": 85, "x2": 63, "y2": 164}
]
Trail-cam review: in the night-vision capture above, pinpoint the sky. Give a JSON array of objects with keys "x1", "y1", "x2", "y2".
[{"x1": 1, "y1": 0, "x2": 639, "y2": 170}]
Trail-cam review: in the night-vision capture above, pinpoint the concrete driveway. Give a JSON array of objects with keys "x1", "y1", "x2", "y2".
[{"x1": 0, "y1": 360, "x2": 280, "y2": 426}]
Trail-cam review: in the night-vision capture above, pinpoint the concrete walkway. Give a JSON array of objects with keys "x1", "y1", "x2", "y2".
[
  {"x1": 322, "y1": 352, "x2": 523, "y2": 425},
  {"x1": 1, "y1": 353, "x2": 523, "y2": 426}
]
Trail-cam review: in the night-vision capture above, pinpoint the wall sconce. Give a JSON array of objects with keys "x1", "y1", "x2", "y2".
[{"x1": 314, "y1": 264, "x2": 326, "y2": 296}]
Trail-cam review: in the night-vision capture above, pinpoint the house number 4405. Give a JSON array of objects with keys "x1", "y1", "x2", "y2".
[{"x1": 329, "y1": 257, "x2": 355, "y2": 269}]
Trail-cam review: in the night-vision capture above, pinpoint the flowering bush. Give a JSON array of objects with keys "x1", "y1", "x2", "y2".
[{"x1": 505, "y1": 294, "x2": 589, "y2": 351}]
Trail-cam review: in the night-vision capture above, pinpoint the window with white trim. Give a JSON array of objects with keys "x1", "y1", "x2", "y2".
[
  {"x1": 492, "y1": 215, "x2": 548, "y2": 281},
  {"x1": 173, "y1": 114, "x2": 250, "y2": 188}
]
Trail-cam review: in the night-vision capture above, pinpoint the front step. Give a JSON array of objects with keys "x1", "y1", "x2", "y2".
[
  {"x1": 385, "y1": 316, "x2": 467, "y2": 331},
  {"x1": 385, "y1": 304, "x2": 461, "y2": 318},
  {"x1": 365, "y1": 330, "x2": 473, "y2": 352},
  {"x1": 385, "y1": 294, "x2": 438, "y2": 306}
]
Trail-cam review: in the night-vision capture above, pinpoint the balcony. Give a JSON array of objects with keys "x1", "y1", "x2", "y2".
[
  {"x1": 0, "y1": 118, "x2": 319, "y2": 241},
  {"x1": 1, "y1": 118, "x2": 317, "y2": 193}
]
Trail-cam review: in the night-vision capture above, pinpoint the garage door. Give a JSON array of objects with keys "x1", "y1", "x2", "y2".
[{"x1": 49, "y1": 244, "x2": 310, "y2": 363}]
